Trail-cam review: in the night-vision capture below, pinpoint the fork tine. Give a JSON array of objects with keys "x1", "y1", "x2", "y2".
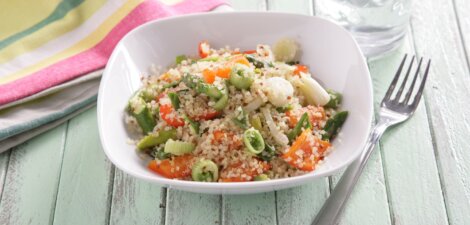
[
  {"x1": 404, "y1": 57, "x2": 424, "y2": 104},
  {"x1": 383, "y1": 54, "x2": 408, "y2": 102},
  {"x1": 394, "y1": 55, "x2": 415, "y2": 102},
  {"x1": 411, "y1": 59, "x2": 431, "y2": 107}
]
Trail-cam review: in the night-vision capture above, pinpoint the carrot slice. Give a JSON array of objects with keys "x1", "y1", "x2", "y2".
[
  {"x1": 294, "y1": 64, "x2": 308, "y2": 75},
  {"x1": 198, "y1": 41, "x2": 210, "y2": 58},
  {"x1": 202, "y1": 69, "x2": 216, "y2": 84},
  {"x1": 148, "y1": 155, "x2": 194, "y2": 179},
  {"x1": 216, "y1": 67, "x2": 231, "y2": 78}
]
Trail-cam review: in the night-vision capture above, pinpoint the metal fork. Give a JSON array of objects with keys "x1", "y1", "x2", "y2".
[{"x1": 312, "y1": 55, "x2": 431, "y2": 225}]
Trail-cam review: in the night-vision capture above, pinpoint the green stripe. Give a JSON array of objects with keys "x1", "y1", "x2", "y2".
[{"x1": 0, "y1": 0, "x2": 85, "y2": 50}]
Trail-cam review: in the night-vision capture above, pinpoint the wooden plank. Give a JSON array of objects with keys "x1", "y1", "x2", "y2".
[
  {"x1": 109, "y1": 170, "x2": 165, "y2": 225},
  {"x1": 410, "y1": 0, "x2": 470, "y2": 224},
  {"x1": 0, "y1": 124, "x2": 67, "y2": 225},
  {"x1": 52, "y1": 107, "x2": 114, "y2": 225},
  {"x1": 226, "y1": 0, "x2": 266, "y2": 11},
  {"x1": 276, "y1": 179, "x2": 329, "y2": 225},
  {"x1": 0, "y1": 151, "x2": 10, "y2": 201},
  {"x1": 267, "y1": 0, "x2": 313, "y2": 15},
  {"x1": 367, "y1": 37, "x2": 448, "y2": 225},
  {"x1": 222, "y1": 193, "x2": 276, "y2": 225},
  {"x1": 165, "y1": 190, "x2": 220, "y2": 225}
]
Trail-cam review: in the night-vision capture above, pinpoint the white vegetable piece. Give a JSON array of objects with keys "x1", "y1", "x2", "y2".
[
  {"x1": 263, "y1": 77, "x2": 294, "y2": 107},
  {"x1": 243, "y1": 97, "x2": 265, "y2": 112},
  {"x1": 261, "y1": 107, "x2": 289, "y2": 147},
  {"x1": 272, "y1": 38, "x2": 299, "y2": 62},
  {"x1": 299, "y1": 72, "x2": 330, "y2": 106}
]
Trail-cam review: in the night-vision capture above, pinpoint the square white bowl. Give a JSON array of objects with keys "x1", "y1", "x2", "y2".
[{"x1": 97, "y1": 12, "x2": 373, "y2": 194}]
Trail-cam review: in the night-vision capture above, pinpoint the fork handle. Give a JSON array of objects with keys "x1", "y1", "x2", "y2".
[{"x1": 312, "y1": 121, "x2": 389, "y2": 225}]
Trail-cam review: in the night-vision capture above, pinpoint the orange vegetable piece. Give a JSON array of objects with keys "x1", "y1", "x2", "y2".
[
  {"x1": 159, "y1": 104, "x2": 185, "y2": 127},
  {"x1": 294, "y1": 64, "x2": 309, "y2": 75},
  {"x1": 198, "y1": 41, "x2": 210, "y2": 58},
  {"x1": 243, "y1": 50, "x2": 257, "y2": 54},
  {"x1": 216, "y1": 67, "x2": 231, "y2": 78},
  {"x1": 192, "y1": 110, "x2": 220, "y2": 121},
  {"x1": 148, "y1": 155, "x2": 194, "y2": 179},
  {"x1": 212, "y1": 130, "x2": 243, "y2": 150},
  {"x1": 230, "y1": 55, "x2": 250, "y2": 66},
  {"x1": 282, "y1": 129, "x2": 330, "y2": 171},
  {"x1": 202, "y1": 69, "x2": 216, "y2": 84}
]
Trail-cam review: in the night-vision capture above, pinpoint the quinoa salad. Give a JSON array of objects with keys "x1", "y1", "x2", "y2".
[{"x1": 125, "y1": 39, "x2": 348, "y2": 182}]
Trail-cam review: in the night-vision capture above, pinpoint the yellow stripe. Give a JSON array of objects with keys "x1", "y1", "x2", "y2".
[
  {"x1": 0, "y1": 0, "x2": 61, "y2": 41},
  {"x1": 0, "y1": 0, "x2": 143, "y2": 84},
  {"x1": 0, "y1": 0, "x2": 107, "y2": 64}
]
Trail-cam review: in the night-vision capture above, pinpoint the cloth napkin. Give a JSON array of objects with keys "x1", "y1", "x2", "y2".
[{"x1": 0, "y1": 0, "x2": 229, "y2": 152}]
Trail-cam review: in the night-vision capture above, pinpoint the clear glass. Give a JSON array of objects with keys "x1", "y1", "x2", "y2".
[{"x1": 316, "y1": 0, "x2": 412, "y2": 58}]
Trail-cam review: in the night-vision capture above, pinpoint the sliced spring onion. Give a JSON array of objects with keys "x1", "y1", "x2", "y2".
[
  {"x1": 168, "y1": 92, "x2": 180, "y2": 110},
  {"x1": 322, "y1": 111, "x2": 348, "y2": 141},
  {"x1": 229, "y1": 65, "x2": 253, "y2": 90},
  {"x1": 151, "y1": 148, "x2": 171, "y2": 160},
  {"x1": 129, "y1": 96, "x2": 156, "y2": 134},
  {"x1": 243, "y1": 97, "x2": 265, "y2": 112},
  {"x1": 324, "y1": 90, "x2": 343, "y2": 108},
  {"x1": 137, "y1": 129, "x2": 176, "y2": 150},
  {"x1": 206, "y1": 86, "x2": 223, "y2": 99},
  {"x1": 183, "y1": 115, "x2": 200, "y2": 135},
  {"x1": 176, "y1": 55, "x2": 187, "y2": 64},
  {"x1": 254, "y1": 174, "x2": 270, "y2": 181},
  {"x1": 164, "y1": 139, "x2": 195, "y2": 156},
  {"x1": 244, "y1": 128, "x2": 265, "y2": 154},
  {"x1": 287, "y1": 112, "x2": 312, "y2": 142},
  {"x1": 261, "y1": 107, "x2": 289, "y2": 147},
  {"x1": 213, "y1": 82, "x2": 229, "y2": 111},
  {"x1": 298, "y1": 73, "x2": 330, "y2": 106},
  {"x1": 191, "y1": 159, "x2": 219, "y2": 182}
]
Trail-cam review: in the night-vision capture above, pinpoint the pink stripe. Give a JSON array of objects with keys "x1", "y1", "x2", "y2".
[{"x1": 0, "y1": 0, "x2": 226, "y2": 105}]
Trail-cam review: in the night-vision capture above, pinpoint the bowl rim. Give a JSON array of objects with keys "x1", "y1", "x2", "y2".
[{"x1": 97, "y1": 11, "x2": 373, "y2": 191}]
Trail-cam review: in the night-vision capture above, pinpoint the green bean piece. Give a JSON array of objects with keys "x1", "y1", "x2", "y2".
[
  {"x1": 160, "y1": 81, "x2": 181, "y2": 92},
  {"x1": 244, "y1": 128, "x2": 265, "y2": 154},
  {"x1": 140, "y1": 85, "x2": 158, "y2": 102},
  {"x1": 325, "y1": 90, "x2": 343, "y2": 108},
  {"x1": 183, "y1": 115, "x2": 200, "y2": 135},
  {"x1": 229, "y1": 66, "x2": 253, "y2": 90},
  {"x1": 168, "y1": 92, "x2": 180, "y2": 110},
  {"x1": 287, "y1": 112, "x2": 312, "y2": 142},
  {"x1": 245, "y1": 54, "x2": 265, "y2": 68},
  {"x1": 176, "y1": 55, "x2": 187, "y2": 65},
  {"x1": 182, "y1": 74, "x2": 222, "y2": 99},
  {"x1": 254, "y1": 174, "x2": 270, "y2": 181},
  {"x1": 137, "y1": 129, "x2": 177, "y2": 150},
  {"x1": 191, "y1": 159, "x2": 219, "y2": 182},
  {"x1": 232, "y1": 107, "x2": 248, "y2": 129},
  {"x1": 129, "y1": 96, "x2": 156, "y2": 134},
  {"x1": 151, "y1": 148, "x2": 171, "y2": 160},
  {"x1": 322, "y1": 111, "x2": 349, "y2": 141},
  {"x1": 258, "y1": 144, "x2": 276, "y2": 162},
  {"x1": 250, "y1": 115, "x2": 263, "y2": 131}
]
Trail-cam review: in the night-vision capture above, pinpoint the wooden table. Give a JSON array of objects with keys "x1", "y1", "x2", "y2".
[{"x1": 1, "y1": 0, "x2": 469, "y2": 224}]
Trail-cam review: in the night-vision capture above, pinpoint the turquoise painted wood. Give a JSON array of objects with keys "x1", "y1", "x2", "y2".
[
  {"x1": 410, "y1": 0, "x2": 470, "y2": 224},
  {"x1": 1, "y1": 0, "x2": 470, "y2": 225},
  {"x1": 52, "y1": 108, "x2": 114, "y2": 225},
  {"x1": 0, "y1": 125, "x2": 67, "y2": 225}
]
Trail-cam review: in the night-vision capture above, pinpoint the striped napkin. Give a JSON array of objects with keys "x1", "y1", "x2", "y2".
[{"x1": 0, "y1": 0, "x2": 228, "y2": 152}]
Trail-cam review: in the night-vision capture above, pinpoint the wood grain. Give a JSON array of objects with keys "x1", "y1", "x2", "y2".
[
  {"x1": 222, "y1": 193, "x2": 276, "y2": 225},
  {"x1": 165, "y1": 190, "x2": 220, "y2": 225},
  {"x1": 410, "y1": 0, "x2": 470, "y2": 224},
  {"x1": 368, "y1": 36, "x2": 448, "y2": 225},
  {"x1": 0, "y1": 124, "x2": 67, "y2": 225},
  {"x1": 109, "y1": 170, "x2": 165, "y2": 225},
  {"x1": 52, "y1": 108, "x2": 114, "y2": 225}
]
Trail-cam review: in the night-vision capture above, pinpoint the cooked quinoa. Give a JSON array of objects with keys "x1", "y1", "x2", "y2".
[{"x1": 125, "y1": 40, "x2": 348, "y2": 182}]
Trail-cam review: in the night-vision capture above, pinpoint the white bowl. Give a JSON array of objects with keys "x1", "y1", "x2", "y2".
[{"x1": 97, "y1": 12, "x2": 373, "y2": 194}]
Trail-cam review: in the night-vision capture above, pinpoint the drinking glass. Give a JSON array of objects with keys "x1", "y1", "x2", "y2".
[{"x1": 316, "y1": 0, "x2": 412, "y2": 58}]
